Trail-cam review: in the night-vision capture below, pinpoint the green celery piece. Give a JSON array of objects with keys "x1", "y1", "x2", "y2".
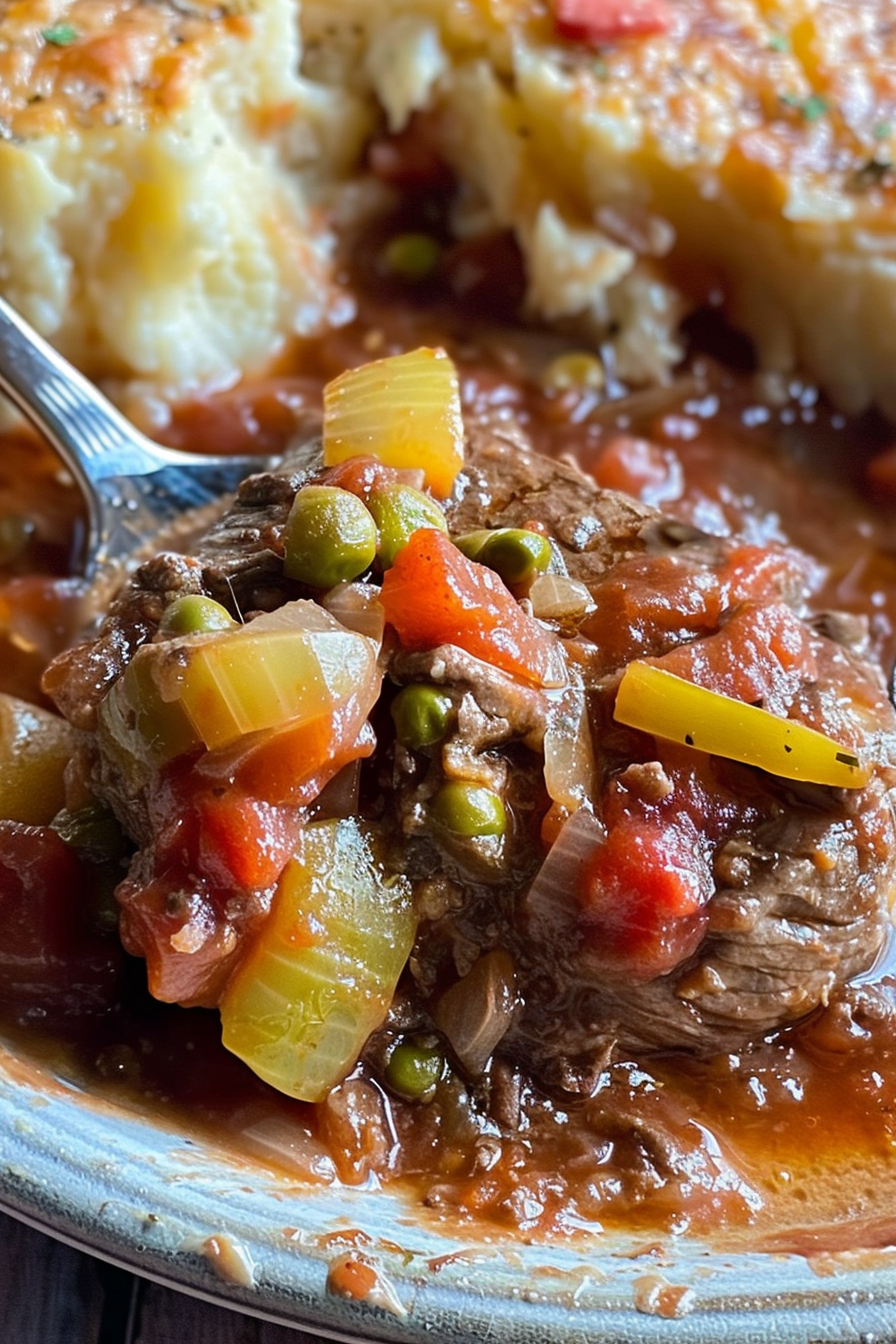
[
  {"x1": 219, "y1": 819, "x2": 416, "y2": 1102},
  {"x1": 99, "y1": 600, "x2": 379, "y2": 766}
]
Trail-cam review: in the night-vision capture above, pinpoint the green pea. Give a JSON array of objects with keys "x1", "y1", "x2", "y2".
[
  {"x1": 283, "y1": 485, "x2": 377, "y2": 588},
  {"x1": 455, "y1": 528, "x2": 552, "y2": 587},
  {"x1": 380, "y1": 232, "x2": 441, "y2": 282},
  {"x1": 385, "y1": 1038, "x2": 444, "y2": 1101},
  {"x1": 368, "y1": 483, "x2": 448, "y2": 568},
  {"x1": 429, "y1": 781, "x2": 506, "y2": 838},
  {"x1": 159, "y1": 594, "x2": 236, "y2": 635},
  {"x1": 391, "y1": 684, "x2": 454, "y2": 750}
]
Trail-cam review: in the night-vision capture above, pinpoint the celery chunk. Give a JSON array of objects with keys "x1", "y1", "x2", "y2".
[
  {"x1": 220, "y1": 818, "x2": 416, "y2": 1102},
  {"x1": 98, "y1": 600, "x2": 381, "y2": 769},
  {"x1": 0, "y1": 693, "x2": 75, "y2": 825}
]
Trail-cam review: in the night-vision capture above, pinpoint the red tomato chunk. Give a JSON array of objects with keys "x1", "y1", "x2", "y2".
[{"x1": 554, "y1": 0, "x2": 672, "y2": 45}]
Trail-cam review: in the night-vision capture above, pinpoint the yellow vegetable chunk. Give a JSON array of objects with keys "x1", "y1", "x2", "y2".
[
  {"x1": 99, "y1": 600, "x2": 381, "y2": 768},
  {"x1": 220, "y1": 818, "x2": 416, "y2": 1102},
  {"x1": 614, "y1": 661, "x2": 872, "y2": 789},
  {"x1": 322, "y1": 347, "x2": 464, "y2": 498},
  {"x1": 0, "y1": 693, "x2": 75, "y2": 824}
]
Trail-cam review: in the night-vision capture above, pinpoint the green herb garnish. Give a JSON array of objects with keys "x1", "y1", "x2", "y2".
[
  {"x1": 874, "y1": 121, "x2": 892, "y2": 141},
  {"x1": 780, "y1": 92, "x2": 829, "y2": 122},
  {"x1": 41, "y1": 24, "x2": 78, "y2": 46},
  {"x1": 767, "y1": 33, "x2": 789, "y2": 52}
]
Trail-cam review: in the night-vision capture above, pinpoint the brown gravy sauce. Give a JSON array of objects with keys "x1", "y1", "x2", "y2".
[{"x1": 3, "y1": 287, "x2": 896, "y2": 1253}]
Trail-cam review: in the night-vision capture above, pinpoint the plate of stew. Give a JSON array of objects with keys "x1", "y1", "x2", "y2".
[
  {"x1": 4, "y1": 2, "x2": 896, "y2": 1338},
  {"x1": 3, "y1": 313, "x2": 896, "y2": 1339}
]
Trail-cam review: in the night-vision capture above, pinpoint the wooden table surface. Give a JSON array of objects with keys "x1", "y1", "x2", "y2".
[{"x1": 0, "y1": 1210, "x2": 325, "y2": 1343}]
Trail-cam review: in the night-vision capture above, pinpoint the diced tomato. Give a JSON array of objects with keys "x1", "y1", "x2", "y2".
[
  {"x1": 195, "y1": 791, "x2": 299, "y2": 893},
  {"x1": 554, "y1": 0, "x2": 672, "y2": 45},
  {"x1": 160, "y1": 377, "x2": 321, "y2": 457},
  {"x1": 592, "y1": 435, "x2": 683, "y2": 505},
  {"x1": 580, "y1": 815, "x2": 710, "y2": 980},
  {"x1": 580, "y1": 543, "x2": 807, "y2": 674},
  {"x1": 718, "y1": 543, "x2": 808, "y2": 609},
  {"x1": 320, "y1": 455, "x2": 412, "y2": 503},
  {"x1": 581, "y1": 553, "x2": 724, "y2": 670},
  {"x1": 652, "y1": 602, "x2": 818, "y2": 708},
  {"x1": 117, "y1": 712, "x2": 378, "y2": 1007},
  {"x1": 380, "y1": 528, "x2": 565, "y2": 687},
  {"x1": 116, "y1": 868, "x2": 245, "y2": 1007}
]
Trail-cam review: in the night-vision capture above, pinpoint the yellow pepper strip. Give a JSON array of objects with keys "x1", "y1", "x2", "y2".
[
  {"x1": 322, "y1": 347, "x2": 464, "y2": 498},
  {"x1": 614, "y1": 661, "x2": 872, "y2": 789}
]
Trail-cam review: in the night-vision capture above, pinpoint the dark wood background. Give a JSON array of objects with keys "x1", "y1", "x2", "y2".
[{"x1": 0, "y1": 1211, "x2": 324, "y2": 1343}]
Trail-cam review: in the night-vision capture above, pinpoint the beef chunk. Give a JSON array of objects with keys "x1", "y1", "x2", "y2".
[
  {"x1": 417, "y1": 433, "x2": 896, "y2": 1082},
  {"x1": 43, "y1": 447, "x2": 322, "y2": 732},
  {"x1": 42, "y1": 421, "x2": 896, "y2": 1083}
]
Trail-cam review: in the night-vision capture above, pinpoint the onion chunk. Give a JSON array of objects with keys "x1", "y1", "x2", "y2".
[
  {"x1": 220, "y1": 818, "x2": 416, "y2": 1102},
  {"x1": 322, "y1": 347, "x2": 464, "y2": 498}
]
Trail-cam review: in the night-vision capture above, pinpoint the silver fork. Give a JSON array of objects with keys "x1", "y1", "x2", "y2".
[{"x1": 0, "y1": 295, "x2": 280, "y2": 577}]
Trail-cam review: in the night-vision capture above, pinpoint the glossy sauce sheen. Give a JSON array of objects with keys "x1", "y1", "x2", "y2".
[{"x1": 2, "y1": 301, "x2": 896, "y2": 1250}]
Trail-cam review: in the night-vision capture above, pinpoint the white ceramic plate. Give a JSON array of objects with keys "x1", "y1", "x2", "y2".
[{"x1": 2, "y1": 1036, "x2": 896, "y2": 1342}]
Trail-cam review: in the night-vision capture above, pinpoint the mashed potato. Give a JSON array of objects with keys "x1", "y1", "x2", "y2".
[
  {"x1": 3, "y1": 0, "x2": 896, "y2": 416},
  {"x1": 303, "y1": 0, "x2": 896, "y2": 415},
  {"x1": 0, "y1": 0, "x2": 371, "y2": 405}
]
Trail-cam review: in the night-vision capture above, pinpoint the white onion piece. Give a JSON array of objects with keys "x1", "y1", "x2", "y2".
[
  {"x1": 543, "y1": 680, "x2": 598, "y2": 813},
  {"x1": 231, "y1": 1108, "x2": 337, "y2": 1182},
  {"x1": 433, "y1": 949, "x2": 517, "y2": 1076},
  {"x1": 320, "y1": 582, "x2": 386, "y2": 642},
  {"x1": 524, "y1": 807, "x2": 606, "y2": 931},
  {"x1": 529, "y1": 573, "x2": 594, "y2": 623}
]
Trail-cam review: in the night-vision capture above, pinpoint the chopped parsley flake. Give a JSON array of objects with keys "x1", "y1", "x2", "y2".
[
  {"x1": 802, "y1": 94, "x2": 829, "y2": 122},
  {"x1": 780, "y1": 92, "x2": 829, "y2": 122},
  {"x1": 593, "y1": 58, "x2": 609, "y2": 80},
  {"x1": 767, "y1": 33, "x2": 789, "y2": 52},
  {"x1": 41, "y1": 24, "x2": 78, "y2": 47},
  {"x1": 874, "y1": 121, "x2": 892, "y2": 141}
]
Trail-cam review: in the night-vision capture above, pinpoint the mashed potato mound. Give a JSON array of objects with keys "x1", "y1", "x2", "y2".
[
  {"x1": 0, "y1": 0, "x2": 371, "y2": 403},
  {"x1": 304, "y1": 0, "x2": 896, "y2": 416},
  {"x1": 3, "y1": 0, "x2": 896, "y2": 416}
]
